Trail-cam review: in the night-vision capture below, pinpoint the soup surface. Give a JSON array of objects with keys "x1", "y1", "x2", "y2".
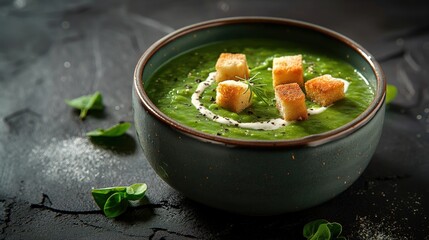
[{"x1": 146, "y1": 39, "x2": 374, "y2": 140}]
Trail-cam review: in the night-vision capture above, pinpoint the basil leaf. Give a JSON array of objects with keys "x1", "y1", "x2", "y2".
[
  {"x1": 310, "y1": 223, "x2": 331, "y2": 240},
  {"x1": 326, "y1": 222, "x2": 342, "y2": 238},
  {"x1": 103, "y1": 192, "x2": 129, "y2": 218},
  {"x1": 304, "y1": 220, "x2": 347, "y2": 240},
  {"x1": 125, "y1": 183, "x2": 147, "y2": 201},
  {"x1": 86, "y1": 122, "x2": 131, "y2": 137},
  {"x1": 91, "y1": 186, "x2": 126, "y2": 210},
  {"x1": 91, "y1": 183, "x2": 148, "y2": 218},
  {"x1": 65, "y1": 91, "x2": 103, "y2": 119},
  {"x1": 386, "y1": 84, "x2": 397, "y2": 104},
  {"x1": 303, "y1": 219, "x2": 329, "y2": 239}
]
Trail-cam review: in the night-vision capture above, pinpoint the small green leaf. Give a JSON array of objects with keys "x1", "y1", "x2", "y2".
[
  {"x1": 103, "y1": 192, "x2": 129, "y2": 218},
  {"x1": 91, "y1": 183, "x2": 148, "y2": 218},
  {"x1": 310, "y1": 224, "x2": 331, "y2": 240},
  {"x1": 326, "y1": 222, "x2": 342, "y2": 238},
  {"x1": 91, "y1": 186, "x2": 126, "y2": 210},
  {"x1": 126, "y1": 183, "x2": 147, "y2": 201},
  {"x1": 386, "y1": 84, "x2": 397, "y2": 104},
  {"x1": 65, "y1": 91, "x2": 103, "y2": 119},
  {"x1": 303, "y1": 219, "x2": 347, "y2": 240},
  {"x1": 303, "y1": 219, "x2": 329, "y2": 239},
  {"x1": 86, "y1": 122, "x2": 131, "y2": 137}
]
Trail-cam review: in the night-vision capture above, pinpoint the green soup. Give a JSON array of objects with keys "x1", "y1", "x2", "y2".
[{"x1": 146, "y1": 39, "x2": 374, "y2": 140}]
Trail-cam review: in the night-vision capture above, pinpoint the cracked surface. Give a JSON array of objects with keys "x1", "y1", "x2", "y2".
[{"x1": 1, "y1": 0, "x2": 429, "y2": 239}]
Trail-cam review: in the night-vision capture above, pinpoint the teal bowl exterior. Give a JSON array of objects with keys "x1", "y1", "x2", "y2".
[{"x1": 133, "y1": 17, "x2": 386, "y2": 215}]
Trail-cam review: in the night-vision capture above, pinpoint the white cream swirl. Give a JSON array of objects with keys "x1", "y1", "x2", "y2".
[{"x1": 191, "y1": 72, "x2": 349, "y2": 131}]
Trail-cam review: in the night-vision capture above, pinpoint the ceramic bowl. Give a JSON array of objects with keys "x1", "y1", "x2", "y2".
[{"x1": 133, "y1": 17, "x2": 385, "y2": 215}]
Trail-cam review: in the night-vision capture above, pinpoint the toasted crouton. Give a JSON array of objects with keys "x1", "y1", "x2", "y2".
[
  {"x1": 215, "y1": 53, "x2": 250, "y2": 82},
  {"x1": 305, "y1": 74, "x2": 345, "y2": 106},
  {"x1": 275, "y1": 83, "x2": 308, "y2": 121},
  {"x1": 272, "y1": 55, "x2": 304, "y2": 87},
  {"x1": 216, "y1": 80, "x2": 252, "y2": 113}
]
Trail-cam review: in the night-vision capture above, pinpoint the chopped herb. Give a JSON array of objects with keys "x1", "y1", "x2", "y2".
[
  {"x1": 386, "y1": 84, "x2": 398, "y2": 104},
  {"x1": 86, "y1": 122, "x2": 131, "y2": 137},
  {"x1": 65, "y1": 91, "x2": 103, "y2": 119},
  {"x1": 303, "y1": 219, "x2": 347, "y2": 240},
  {"x1": 91, "y1": 183, "x2": 147, "y2": 218}
]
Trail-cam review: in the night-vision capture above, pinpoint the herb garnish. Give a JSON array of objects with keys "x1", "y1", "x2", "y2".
[
  {"x1": 303, "y1": 219, "x2": 347, "y2": 240},
  {"x1": 91, "y1": 183, "x2": 147, "y2": 218},
  {"x1": 237, "y1": 72, "x2": 270, "y2": 105},
  {"x1": 65, "y1": 91, "x2": 103, "y2": 119},
  {"x1": 86, "y1": 122, "x2": 131, "y2": 137},
  {"x1": 386, "y1": 84, "x2": 398, "y2": 104}
]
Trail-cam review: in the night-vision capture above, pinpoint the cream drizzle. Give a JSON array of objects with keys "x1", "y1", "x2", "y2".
[{"x1": 191, "y1": 72, "x2": 349, "y2": 131}]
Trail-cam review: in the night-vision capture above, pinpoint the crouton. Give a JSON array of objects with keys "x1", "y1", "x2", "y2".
[
  {"x1": 215, "y1": 53, "x2": 250, "y2": 82},
  {"x1": 275, "y1": 83, "x2": 308, "y2": 121},
  {"x1": 216, "y1": 80, "x2": 252, "y2": 113},
  {"x1": 272, "y1": 55, "x2": 304, "y2": 87},
  {"x1": 305, "y1": 74, "x2": 345, "y2": 106}
]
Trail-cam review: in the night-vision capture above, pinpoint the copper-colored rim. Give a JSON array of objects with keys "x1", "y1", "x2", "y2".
[{"x1": 133, "y1": 17, "x2": 386, "y2": 148}]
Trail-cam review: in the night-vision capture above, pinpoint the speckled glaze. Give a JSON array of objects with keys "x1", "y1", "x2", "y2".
[{"x1": 133, "y1": 17, "x2": 386, "y2": 215}]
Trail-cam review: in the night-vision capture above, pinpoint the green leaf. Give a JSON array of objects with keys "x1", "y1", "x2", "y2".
[
  {"x1": 65, "y1": 91, "x2": 103, "y2": 119},
  {"x1": 303, "y1": 219, "x2": 329, "y2": 239},
  {"x1": 91, "y1": 183, "x2": 148, "y2": 218},
  {"x1": 125, "y1": 183, "x2": 148, "y2": 201},
  {"x1": 103, "y1": 192, "x2": 129, "y2": 218},
  {"x1": 86, "y1": 122, "x2": 131, "y2": 137},
  {"x1": 91, "y1": 186, "x2": 126, "y2": 210},
  {"x1": 303, "y1": 219, "x2": 347, "y2": 240},
  {"x1": 310, "y1": 224, "x2": 331, "y2": 240},
  {"x1": 386, "y1": 84, "x2": 397, "y2": 104},
  {"x1": 326, "y1": 222, "x2": 342, "y2": 238}
]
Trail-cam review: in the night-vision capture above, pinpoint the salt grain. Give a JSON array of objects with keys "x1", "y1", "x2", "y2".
[
  {"x1": 355, "y1": 216, "x2": 407, "y2": 240},
  {"x1": 29, "y1": 137, "x2": 124, "y2": 183}
]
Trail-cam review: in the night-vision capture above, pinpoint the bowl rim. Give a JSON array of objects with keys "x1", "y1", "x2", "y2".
[{"x1": 133, "y1": 16, "x2": 386, "y2": 148}]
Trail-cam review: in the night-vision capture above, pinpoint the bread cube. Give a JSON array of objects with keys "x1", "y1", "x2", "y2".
[
  {"x1": 215, "y1": 53, "x2": 250, "y2": 82},
  {"x1": 272, "y1": 55, "x2": 304, "y2": 87},
  {"x1": 216, "y1": 80, "x2": 252, "y2": 113},
  {"x1": 275, "y1": 83, "x2": 308, "y2": 121},
  {"x1": 305, "y1": 74, "x2": 345, "y2": 106}
]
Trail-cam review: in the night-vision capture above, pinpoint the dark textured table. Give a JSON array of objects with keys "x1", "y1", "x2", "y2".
[{"x1": 1, "y1": 0, "x2": 429, "y2": 239}]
